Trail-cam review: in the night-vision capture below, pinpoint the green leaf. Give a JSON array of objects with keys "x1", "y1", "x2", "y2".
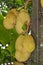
[
  {"x1": 1, "y1": 49, "x2": 11, "y2": 56},
  {"x1": 0, "y1": 52, "x2": 4, "y2": 64},
  {"x1": 6, "y1": 27, "x2": 19, "y2": 56},
  {"x1": 22, "y1": 24, "x2": 27, "y2": 30},
  {"x1": 2, "y1": 11, "x2": 8, "y2": 16},
  {"x1": 1, "y1": 49, "x2": 11, "y2": 63},
  {"x1": 15, "y1": 0, "x2": 24, "y2": 5},
  {"x1": 7, "y1": 40, "x2": 16, "y2": 56},
  {"x1": 0, "y1": 25, "x2": 10, "y2": 45},
  {"x1": 0, "y1": 13, "x2": 10, "y2": 45},
  {"x1": 0, "y1": 49, "x2": 11, "y2": 63},
  {"x1": 0, "y1": 13, "x2": 4, "y2": 22},
  {"x1": 14, "y1": 0, "x2": 25, "y2": 8}
]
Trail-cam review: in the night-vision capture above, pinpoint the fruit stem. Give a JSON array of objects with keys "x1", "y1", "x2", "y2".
[{"x1": 17, "y1": 0, "x2": 31, "y2": 10}]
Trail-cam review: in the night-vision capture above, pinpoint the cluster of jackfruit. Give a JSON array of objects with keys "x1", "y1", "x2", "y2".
[
  {"x1": 15, "y1": 34, "x2": 35, "y2": 62},
  {"x1": 3, "y1": 8, "x2": 35, "y2": 62},
  {"x1": 3, "y1": 8, "x2": 30, "y2": 34}
]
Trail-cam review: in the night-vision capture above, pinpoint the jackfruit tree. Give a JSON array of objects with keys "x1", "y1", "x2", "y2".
[{"x1": 0, "y1": 0, "x2": 36, "y2": 64}]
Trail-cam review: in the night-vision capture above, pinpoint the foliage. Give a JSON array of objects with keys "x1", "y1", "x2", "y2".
[
  {"x1": 0, "y1": 0, "x2": 25, "y2": 9},
  {"x1": 0, "y1": 2, "x2": 9, "y2": 16}
]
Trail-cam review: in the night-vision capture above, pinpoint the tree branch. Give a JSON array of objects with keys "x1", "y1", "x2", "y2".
[{"x1": 17, "y1": 0, "x2": 31, "y2": 10}]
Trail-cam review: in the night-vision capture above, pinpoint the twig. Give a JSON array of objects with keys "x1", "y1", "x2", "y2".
[
  {"x1": 17, "y1": 0, "x2": 31, "y2": 10},
  {"x1": 24, "y1": 0, "x2": 31, "y2": 7}
]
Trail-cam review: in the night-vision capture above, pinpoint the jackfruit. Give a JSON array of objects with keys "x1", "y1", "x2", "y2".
[
  {"x1": 16, "y1": 9, "x2": 30, "y2": 34},
  {"x1": 3, "y1": 8, "x2": 18, "y2": 29}
]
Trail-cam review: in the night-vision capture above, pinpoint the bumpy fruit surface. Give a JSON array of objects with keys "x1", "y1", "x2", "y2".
[
  {"x1": 15, "y1": 34, "x2": 35, "y2": 62},
  {"x1": 3, "y1": 8, "x2": 18, "y2": 29},
  {"x1": 23, "y1": 35, "x2": 35, "y2": 53},
  {"x1": 16, "y1": 9, "x2": 30, "y2": 34},
  {"x1": 15, "y1": 50, "x2": 31, "y2": 62}
]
